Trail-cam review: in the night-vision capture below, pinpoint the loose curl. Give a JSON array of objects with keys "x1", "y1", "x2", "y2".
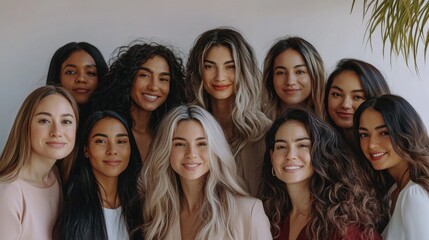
[
  {"x1": 261, "y1": 107, "x2": 381, "y2": 239},
  {"x1": 262, "y1": 37, "x2": 325, "y2": 119},
  {"x1": 94, "y1": 40, "x2": 185, "y2": 130},
  {"x1": 353, "y1": 94, "x2": 429, "y2": 226},
  {"x1": 140, "y1": 104, "x2": 248, "y2": 240},
  {"x1": 185, "y1": 27, "x2": 270, "y2": 152}
]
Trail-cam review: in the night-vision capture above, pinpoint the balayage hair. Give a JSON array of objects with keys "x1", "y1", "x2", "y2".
[
  {"x1": 0, "y1": 85, "x2": 79, "y2": 184},
  {"x1": 140, "y1": 104, "x2": 248, "y2": 240},
  {"x1": 353, "y1": 94, "x2": 429, "y2": 225},
  {"x1": 94, "y1": 41, "x2": 185, "y2": 130},
  {"x1": 262, "y1": 37, "x2": 325, "y2": 119},
  {"x1": 55, "y1": 110, "x2": 142, "y2": 240},
  {"x1": 185, "y1": 27, "x2": 270, "y2": 152},
  {"x1": 261, "y1": 107, "x2": 381, "y2": 239},
  {"x1": 325, "y1": 58, "x2": 390, "y2": 130}
]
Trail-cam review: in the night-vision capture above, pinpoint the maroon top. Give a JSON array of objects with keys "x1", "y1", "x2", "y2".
[{"x1": 275, "y1": 216, "x2": 382, "y2": 240}]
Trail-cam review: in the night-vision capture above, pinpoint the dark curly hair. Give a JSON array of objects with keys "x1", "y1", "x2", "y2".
[
  {"x1": 94, "y1": 41, "x2": 185, "y2": 130},
  {"x1": 261, "y1": 107, "x2": 382, "y2": 239}
]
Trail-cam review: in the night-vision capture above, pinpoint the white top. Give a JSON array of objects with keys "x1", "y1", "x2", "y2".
[
  {"x1": 382, "y1": 180, "x2": 429, "y2": 240},
  {"x1": 103, "y1": 207, "x2": 129, "y2": 240}
]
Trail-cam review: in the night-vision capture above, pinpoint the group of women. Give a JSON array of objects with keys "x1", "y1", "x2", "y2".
[{"x1": 0, "y1": 26, "x2": 428, "y2": 240}]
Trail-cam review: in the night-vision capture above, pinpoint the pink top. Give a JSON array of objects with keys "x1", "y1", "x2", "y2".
[{"x1": 0, "y1": 177, "x2": 61, "y2": 240}]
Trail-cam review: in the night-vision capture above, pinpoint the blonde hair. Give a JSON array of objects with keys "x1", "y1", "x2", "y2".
[
  {"x1": 0, "y1": 85, "x2": 79, "y2": 183},
  {"x1": 185, "y1": 27, "x2": 271, "y2": 153},
  {"x1": 140, "y1": 104, "x2": 248, "y2": 240}
]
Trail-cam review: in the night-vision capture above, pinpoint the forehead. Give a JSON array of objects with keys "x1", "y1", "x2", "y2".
[
  {"x1": 204, "y1": 45, "x2": 233, "y2": 60},
  {"x1": 275, "y1": 120, "x2": 309, "y2": 140},
  {"x1": 173, "y1": 120, "x2": 206, "y2": 137},
  {"x1": 274, "y1": 49, "x2": 305, "y2": 66},
  {"x1": 359, "y1": 109, "x2": 385, "y2": 127},
  {"x1": 62, "y1": 50, "x2": 95, "y2": 65},
  {"x1": 33, "y1": 94, "x2": 75, "y2": 117},
  {"x1": 331, "y1": 70, "x2": 363, "y2": 90},
  {"x1": 90, "y1": 117, "x2": 127, "y2": 135}
]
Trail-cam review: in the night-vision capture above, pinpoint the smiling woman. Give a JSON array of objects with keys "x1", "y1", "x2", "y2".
[
  {"x1": 141, "y1": 104, "x2": 272, "y2": 240},
  {"x1": 55, "y1": 110, "x2": 143, "y2": 240},
  {"x1": 0, "y1": 85, "x2": 78, "y2": 240},
  {"x1": 94, "y1": 41, "x2": 185, "y2": 161}
]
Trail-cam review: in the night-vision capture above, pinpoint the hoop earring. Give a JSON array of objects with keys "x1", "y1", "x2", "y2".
[{"x1": 271, "y1": 167, "x2": 276, "y2": 176}]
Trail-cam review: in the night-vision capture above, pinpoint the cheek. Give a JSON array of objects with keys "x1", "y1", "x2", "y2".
[{"x1": 60, "y1": 76, "x2": 74, "y2": 88}]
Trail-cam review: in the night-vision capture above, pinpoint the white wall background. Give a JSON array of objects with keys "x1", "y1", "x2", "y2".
[{"x1": 1, "y1": 0, "x2": 428, "y2": 150}]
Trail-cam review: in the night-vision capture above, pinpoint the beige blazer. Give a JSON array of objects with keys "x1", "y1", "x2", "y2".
[{"x1": 165, "y1": 196, "x2": 273, "y2": 240}]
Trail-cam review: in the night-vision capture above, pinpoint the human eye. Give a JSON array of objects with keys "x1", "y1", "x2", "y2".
[
  {"x1": 160, "y1": 76, "x2": 170, "y2": 82},
  {"x1": 380, "y1": 130, "x2": 390, "y2": 136},
  {"x1": 87, "y1": 71, "x2": 97, "y2": 77},
  {"x1": 225, "y1": 64, "x2": 235, "y2": 70},
  {"x1": 38, "y1": 118, "x2": 51, "y2": 124},
  {"x1": 64, "y1": 70, "x2": 76, "y2": 75},
  {"x1": 275, "y1": 70, "x2": 286, "y2": 76},
  {"x1": 274, "y1": 144, "x2": 286, "y2": 150},
  {"x1": 197, "y1": 141, "x2": 207, "y2": 147},
  {"x1": 204, "y1": 64, "x2": 215, "y2": 70},
  {"x1": 173, "y1": 141, "x2": 186, "y2": 147},
  {"x1": 353, "y1": 95, "x2": 366, "y2": 101},
  {"x1": 117, "y1": 137, "x2": 129, "y2": 144},
  {"x1": 299, "y1": 143, "x2": 310, "y2": 148},
  {"x1": 296, "y1": 69, "x2": 306, "y2": 75},
  {"x1": 330, "y1": 91, "x2": 341, "y2": 97},
  {"x1": 61, "y1": 119, "x2": 74, "y2": 125},
  {"x1": 359, "y1": 132, "x2": 368, "y2": 138},
  {"x1": 94, "y1": 138, "x2": 107, "y2": 144}
]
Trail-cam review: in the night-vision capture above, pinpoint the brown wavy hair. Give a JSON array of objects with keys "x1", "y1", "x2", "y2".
[{"x1": 261, "y1": 107, "x2": 382, "y2": 239}]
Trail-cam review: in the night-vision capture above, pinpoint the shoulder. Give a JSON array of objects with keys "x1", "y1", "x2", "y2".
[
  {"x1": 0, "y1": 180, "x2": 24, "y2": 212},
  {"x1": 402, "y1": 181, "x2": 429, "y2": 198},
  {"x1": 233, "y1": 196, "x2": 265, "y2": 217},
  {"x1": 399, "y1": 181, "x2": 429, "y2": 214}
]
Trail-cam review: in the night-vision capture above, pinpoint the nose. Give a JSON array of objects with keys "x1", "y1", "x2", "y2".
[
  {"x1": 107, "y1": 142, "x2": 118, "y2": 155},
  {"x1": 285, "y1": 148, "x2": 297, "y2": 161},
  {"x1": 186, "y1": 146, "x2": 197, "y2": 159},
  {"x1": 368, "y1": 134, "x2": 379, "y2": 150},
  {"x1": 285, "y1": 73, "x2": 297, "y2": 86},
  {"x1": 75, "y1": 71, "x2": 87, "y2": 83},
  {"x1": 49, "y1": 122, "x2": 63, "y2": 137},
  {"x1": 341, "y1": 96, "x2": 353, "y2": 109},
  {"x1": 215, "y1": 68, "x2": 225, "y2": 82},
  {"x1": 147, "y1": 78, "x2": 159, "y2": 91}
]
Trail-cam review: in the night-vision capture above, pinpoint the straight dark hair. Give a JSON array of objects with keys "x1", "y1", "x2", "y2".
[{"x1": 54, "y1": 110, "x2": 143, "y2": 240}]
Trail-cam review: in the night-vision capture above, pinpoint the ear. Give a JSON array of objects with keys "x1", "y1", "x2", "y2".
[{"x1": 84, "y1": 146, "x2": 89, "y2": 158}]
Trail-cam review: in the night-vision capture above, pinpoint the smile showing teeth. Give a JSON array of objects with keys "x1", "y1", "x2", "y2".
[
  {"x1": 371, "y1": 152, "x2": 385, "y2": 157},
  {"x1": 283, "y1": 165, "x2": 302, "y2": 170},
  {"x1": 143, "y1": 94, "x2": 158, "y2": 101}
]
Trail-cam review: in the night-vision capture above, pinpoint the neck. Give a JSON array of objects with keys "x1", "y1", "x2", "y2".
[
  {"x1": 180, "y1": 177, "x2": 205, "y2": 213},
  {"x1": 130, "y1": 107, "x2": 152, "y2": 134},
  {"x1": 19, "y1": 154, "x2": 57, "y2": 187},
  {"x1": 286, "y1": 181, "x2": 312, "y2": 216},
  {"x1": 388, "y1": 160, "x2": 410, "y2": 188},
  {"x1": 96, "y1": 175, "x2": 119, "y2": 209},
  {"x1": 210, "y1": 99, "x2": 235, "y2": 140}
]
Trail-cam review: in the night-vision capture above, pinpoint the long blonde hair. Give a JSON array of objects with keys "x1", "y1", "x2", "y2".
[
  {"x1": 140, "y1": 104, "x2": 248, "y2": 240},
  {"x1": 0, "y1": 85, "x2": 79, "y2": 183}
]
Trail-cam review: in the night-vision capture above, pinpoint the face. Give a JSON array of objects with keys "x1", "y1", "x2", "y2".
[
  {"x1": 328, "y1": 71, "x2": 366, "y2": 129},
  {"x1": 30, "y1": 94, "x2": 77, "y2": 163},
  {"x1": 358, "y1": 109, "x2": 406, "y2": 174},
  {"x1": 273, "y1": 49, "x2": 312, "y2": 109},
  {"x1": 85, "y1": 117, "x2": 130, "y2": 181},
  {"x1": 170, "y1": 120, "x2": 209, "y2": 183},
  {"x1": 270, "y1": 120, "x2": 313, "y2": 186},
  {"x1": 60, "y1": 50, "x2": 98, "y2": 105},
  {"x1": 202, "y1": 46, "x2": 236, "y2": 102},
  {"x1": 131, "y1": 55, "x2": 171, "y2": 112}
]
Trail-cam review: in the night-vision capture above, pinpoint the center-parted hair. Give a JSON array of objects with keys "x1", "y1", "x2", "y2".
[
  {"x1": 55, "y1": 110, "x2": 142, "y2": 240},
  {"x1": 185, "y1": 27, "x2": 271, "y2": 152},
  {"x1": 261, "y1": 107, "x2": 381, "y2": 239},
  {"x1": 93, "y1": 41, "x2": 185, "y2": 130},
  {"x1": 140, "y1": 104, "x2": 248, "y2": 240},
  {"x1": 262, "y1": 37, "x2": 326, "y2": 119}
]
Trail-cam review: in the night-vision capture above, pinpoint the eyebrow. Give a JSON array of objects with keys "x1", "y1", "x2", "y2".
[
  {"x1": 138, "y1": 66, "x2": 171, "y2": 76},
  {"x1": 63, "y1": 64, "x2": 96, "y2": 69},
  {"x1": 274, "y1": 64, "x2": 307, "y2": 70},
  {"x1": 34, "y1": 112, "x2": 75, "y2": 118},
  {"x1": 331, "y1": 85, "x2": 364, "y2": 93},
  {"x1": 359, "y1": 124, "x2": 387, "y2": 131},
  {"x1": 172, "y1": 137, "x2": 207, "y2": 141},
  {"x1": 203, "y1": 60, "x2": 235, "y2": 65},
  {"x1": 91, "y1": 133, "x2": 129, "y2": 138},
  {"x1": 274, "y1": 137, "x2": 310, "y2": 143}
]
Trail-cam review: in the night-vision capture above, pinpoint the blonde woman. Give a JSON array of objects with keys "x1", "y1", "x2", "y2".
[
  {"x1": 185, "y1": 27, "x2": 271, "y2": 195},
  {"x1": 140, "y1": 105, "x2": 272, "y2": 240},
  {"x1": 0, "y1": 86, "x2": 78, "y2": 240}
]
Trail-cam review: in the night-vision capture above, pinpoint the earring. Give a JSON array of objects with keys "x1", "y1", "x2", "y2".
[{"x1": 271, "y1": 167, "x2": 276, "y2": 176}]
